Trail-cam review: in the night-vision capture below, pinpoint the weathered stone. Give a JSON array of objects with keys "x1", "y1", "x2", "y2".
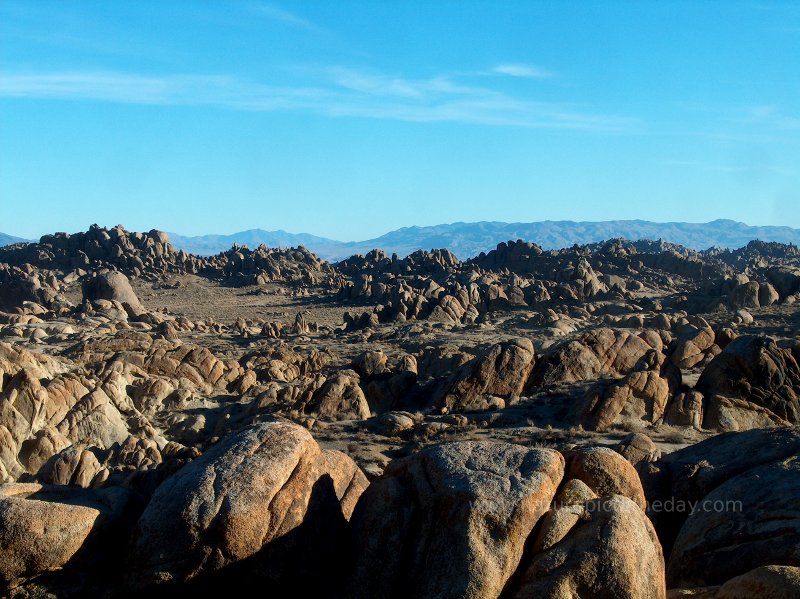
[
  {"x1": 435, "y1": 339, "x2": 534, "y2": 413},
  {"x1": 0, "y1": 484, "x2": 100, "y2": 588},
  {"x1": 670, "y1": 318, "x2": 715, "y2": 369},
  {"x1": 82, "y1": 269, "x2": 144, "y2": 316},
  {"x1": 696, "y1": 335, "x2": 800, "y2": 428},
  {"x1": 304, "y1": 372, "x2": 370, "y2": 420},
  {"x1": 715, "y1": 565, "x2": 800, "y2": 599},
  {"x1": 130, "y1": 422, "x2": 362, "y2": 587},
  {"x1": 349, "y1": 441, "x2": 564, "y2": 599},
  {"x1": 567, "y1": 446, "x2": 647, "y2": 510},
  {"x1": 512, "y1": 495, "x2": 666, "y2": 599},
  {"x1": 667, "y1": 456, "x2": 800, "y2": 588}
]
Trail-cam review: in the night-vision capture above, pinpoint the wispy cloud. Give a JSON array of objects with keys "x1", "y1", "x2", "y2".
[
  {"x1": 0, "y1": 67, "x2": 633, "y2": 131},
  {"x1": 740, "y1": 104, "x2": 800, "y2": 129},
  {"x1": 0, "y1": 71, "x2": 180, "y2": 104},
  {"x1": 492, "y1": 63, "x2": 553, "y2": 79},
  {"x1": 250, "y1": 3, "x2": 323, "y2": 33},
  {"x1": 661, "y1": 159, "x2": 797, "y2": 177}
]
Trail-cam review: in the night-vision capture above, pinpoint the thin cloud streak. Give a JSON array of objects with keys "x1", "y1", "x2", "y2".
[
  {"x1": 661, "y1": 160, "x2": 797, "y2": 177},
  {"x1": 249, "y1": 2, "x2": 325, "y2": 34},
  {"x1": 492, "y1": 63, "x2": 553, "y2": 78},
  {"x1": 0, "y1": 68, "x2": 634, "y2": 131}
]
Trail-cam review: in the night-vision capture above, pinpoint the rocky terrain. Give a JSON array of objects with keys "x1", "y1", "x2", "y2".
[{"x1": 0, "y1": 223, "x2": 799, "y2": 598}]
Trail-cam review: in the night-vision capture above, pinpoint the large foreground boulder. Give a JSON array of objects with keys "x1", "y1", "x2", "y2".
[
  {"x1": 640, "y1": 427, "x2": 800, "y2": 587},
  {"x1": 0, "y1": 484, "x2": 100, "y2": 589},
  {"x1": 511, "y1": 494, "x2": 666, "y2": 599},
  {"x1": 129, "y1": 421, "x2": 367, "y2": 590},
  {"x1": 349, "y1": 441, "x2": 564, "y2": 598},
  {"x1": 0, "y1": 483, "x2": 134, "y2": 591}
]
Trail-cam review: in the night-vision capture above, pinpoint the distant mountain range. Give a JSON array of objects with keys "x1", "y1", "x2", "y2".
[
  {"x1": 5, "y1": 220, "x2": 800, "y2": 261},
  {"x1": 167, "y1": 229, "x2": 349, "y2": 261},
  {"x1": 167, "y1": 220, "x2": 800, "y2": 261},
  {"x1": 0, "y1": 233, "x2": 29, "y2": 247}
]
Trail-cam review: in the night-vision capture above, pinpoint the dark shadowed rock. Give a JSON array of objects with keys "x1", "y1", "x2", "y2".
[
  {"x1": 641, "y1": 427, "x2": 800, "y2": 564},
  {"x1": 667, "y1": 457, "x2": 800, "y2": 588},
  {"x1": 696, "y1": 335, "x2": 800, "y2": 430}
]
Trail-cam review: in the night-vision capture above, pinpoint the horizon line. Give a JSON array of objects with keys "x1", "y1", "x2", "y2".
[{"x1": 4, "y1": 217, "x2": 799, "y2": 246}]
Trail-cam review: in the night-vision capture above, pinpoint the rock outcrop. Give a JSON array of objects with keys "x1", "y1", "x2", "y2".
[
  {"x1": 696, "y1": 335, "x2": 800, "y2": 430},
  {"x1": 435, "y1": 339, "x2": 534, "y2": 413}
]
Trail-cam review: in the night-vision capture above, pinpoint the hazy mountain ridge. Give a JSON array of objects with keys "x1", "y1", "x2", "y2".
[
  {"x1": 164, "y1": 219, "x2": 800, "y2": 261},
  {"x1": 0, "y1": 233, "x2": 29, "y2": 247},
  {"x1": 167, "y1": 229, "x2": 346, "y2": 258}
]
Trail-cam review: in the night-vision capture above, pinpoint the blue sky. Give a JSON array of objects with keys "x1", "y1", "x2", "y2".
[{"x1": 1, "y1": 1, "x2": 799, "y2": 240}]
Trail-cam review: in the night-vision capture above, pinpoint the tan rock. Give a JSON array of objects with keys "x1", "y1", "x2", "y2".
[
  {"x1": 703, "y1": 395, "x2": 789, "y2": 431},
  {"x1": 512, "y1": 495, "x2": 666, "y2": 599},
  {"x1": 554, "y1": 478, "x2": 597, "y2": 507},
  {"x1": 566, "y1": 446, "x2": 647, "y2": 510},
  {"x1": 317, "y1": 449, "x2": 369, "y2": 520},
  {"x1": 129, "y1": 422, "x2": 361, "y2": 587},
  {"x1": 670, "y1": 318, "x2": 715, "y2": 369},
  {"x1": 82, "y1": 269, "x2": 144, "y2": 316},
  {"x1": 349, "y1": 441, "x2": 564, "y2": 599},
  {"x1": 666, "y1": 390, "x2": 704, "y2": 428},
  {"x1": 715, "y1": 565, "x2": 800, "y2": 599},
  {"x1": 613, "y1": 432, "x2": 661, "y2": 467},
  {"x1": 530, "y1": 328, "x2": 651, "y2": 387},
  {"x1": 38, "y1": 444, "x2": 104, "y2": 488},
  {"x1": 304, "y1": 372, "x2": 370, "y2": 420},
  {"x1": 56, "y1": 388, "x2": 130, "y2": 448},
  {"x1": 436, "y1": 338, "x2": 534, "y2": 413},
  {"x1": 352, "y1": 350, "x2": 388, "y2": 377},
  {"x1": 0, "y1": 483, "x2": 100, "y2": 588}
]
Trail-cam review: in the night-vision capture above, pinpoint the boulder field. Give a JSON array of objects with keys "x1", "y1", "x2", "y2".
[
  {"x1": 1, "y1": 421, "x2": 798, "y2": 597},
  {"x1": 2, "y1": 225, "x2": 800, "y2": 596}
]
